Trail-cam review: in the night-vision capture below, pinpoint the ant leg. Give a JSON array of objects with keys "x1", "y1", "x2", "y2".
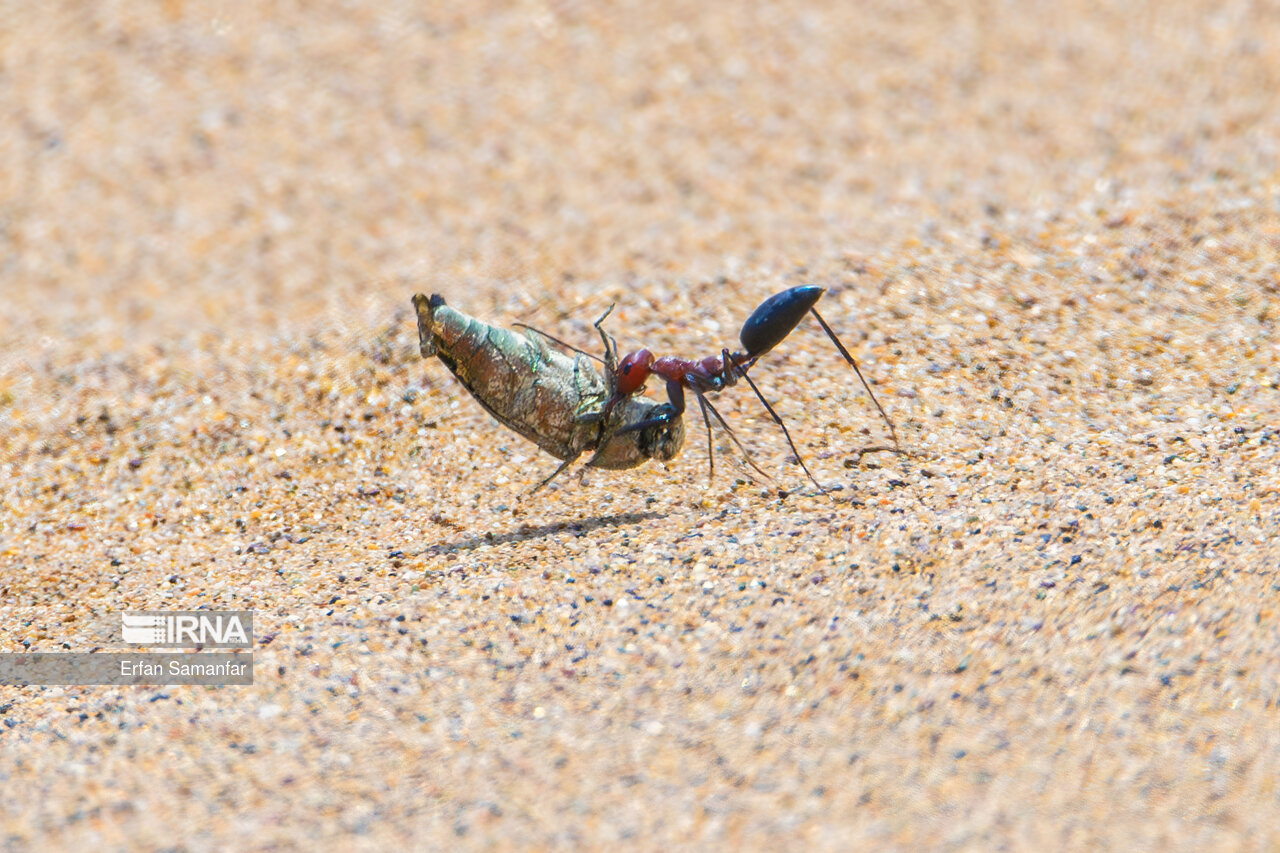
[
  {"x1": 695, "y1": 393, "x2": 715, "y2": 483},
  {"x1": 732, "y1": 365, "x2": 826, "y2": 493},
  {"x1": 615, "y1": 380, "x2": 686, "y2": 435},
  {"x1": 808, "y1": 307, "x2": 901, "y2": 451},
  {"x1": 699, "y1": 394, "x2": 775, "y2": 484}
]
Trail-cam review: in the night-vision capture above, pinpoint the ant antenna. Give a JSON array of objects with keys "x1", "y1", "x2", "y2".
[{"x1": 513, "y1": 323, "x2": 607, "y2": 365}]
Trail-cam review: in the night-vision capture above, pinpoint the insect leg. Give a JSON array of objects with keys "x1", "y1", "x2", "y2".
[
  {"x1": 732, "y1": 364, "x2": 826, "y2": 493},
  {"x1": 529, "y1": 454, "x2": 583, "y2": 494},
  {"x1": 808, "y1": 307, "x2": 901, "y2": 451},
  {"x1": 615, "y1": 380, "x2": 686, "y2": 435},
  {"x1": 570, "y1": 352, "x2": 606, "y2": 425},
  {"x1": 699, "y1": 394, "x2": 774, "y2": 484},
  {"x1": 696, "y1": 393, "x2": 715, "y2": 483}
]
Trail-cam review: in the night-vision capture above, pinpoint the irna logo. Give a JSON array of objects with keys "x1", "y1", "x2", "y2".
[{"x1": 120, "y1": 611, "x2": 254, "y2": 648}]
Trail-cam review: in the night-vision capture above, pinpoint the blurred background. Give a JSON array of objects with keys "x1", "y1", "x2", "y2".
[
  {"x1": 1, "y1": 2, "x2": 1278, "y2": 848},
  {"x1": 2, "y1": 1, "x2": 1276, "y2": 346}
]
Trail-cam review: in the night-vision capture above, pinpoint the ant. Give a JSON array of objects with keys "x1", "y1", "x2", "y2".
[{"x1": 605, "y1": 284, "x2": 903, "y2": 493}]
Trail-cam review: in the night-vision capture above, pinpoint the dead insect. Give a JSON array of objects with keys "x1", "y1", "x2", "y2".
[
  {"x1": 604, "y1": 284, "x2": 903, "y2": 492},
  {"x1": 412, "y1": 293, "x2": 685, "y2": 490}
]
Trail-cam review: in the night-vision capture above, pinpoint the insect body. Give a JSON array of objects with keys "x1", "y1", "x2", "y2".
[
  {"x1": 609, "y1": 284, "x2": 901, "y2": 492},
  {"x1": 412, "y1": 293, "x2": 685, "y2": 489}
]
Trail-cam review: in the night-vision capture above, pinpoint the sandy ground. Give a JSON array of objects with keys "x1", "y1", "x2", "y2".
[{"x1": 2, "y1": 1, "x2": 1279, "y2": 849}]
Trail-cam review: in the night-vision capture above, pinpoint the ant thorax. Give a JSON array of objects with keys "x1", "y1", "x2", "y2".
[{"x1": 697, "y1": 354, "x2": 726, "y2": 378}]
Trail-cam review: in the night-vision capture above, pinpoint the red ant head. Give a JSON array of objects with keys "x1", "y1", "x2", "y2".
[{"x1": 616, "y1": 349, "x2": 654, "y2": 394}]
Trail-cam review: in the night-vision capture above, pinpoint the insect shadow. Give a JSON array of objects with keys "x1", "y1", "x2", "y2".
[{"x1": 423, "y1": 510, "x2": 663, "y2": 555}]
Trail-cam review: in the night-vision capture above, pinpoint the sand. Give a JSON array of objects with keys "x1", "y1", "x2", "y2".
[{"x1": 1, "y1": 1, "x2": 1278, "y2": 849}]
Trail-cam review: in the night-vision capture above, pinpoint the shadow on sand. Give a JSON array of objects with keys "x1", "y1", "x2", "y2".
[{"x1": 423, "y1": 510, "x2": 662, "y2": 555}]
